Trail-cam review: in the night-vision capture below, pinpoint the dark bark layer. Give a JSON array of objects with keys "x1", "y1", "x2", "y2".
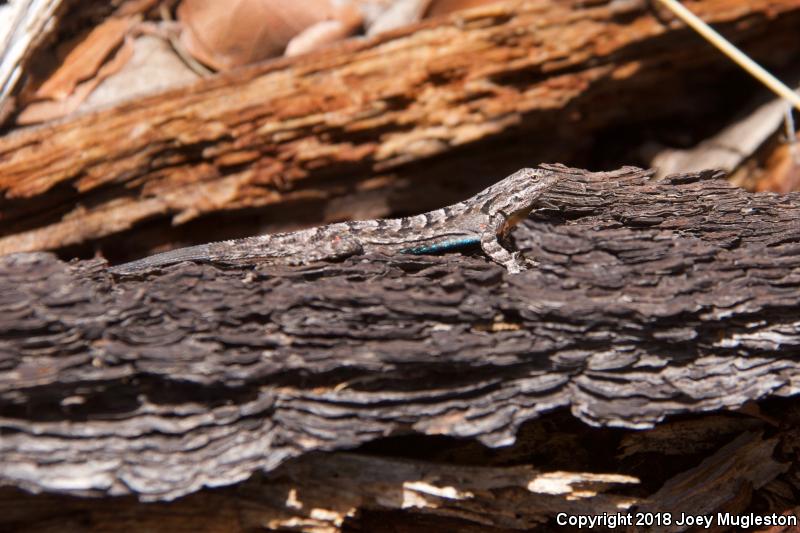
[
  {"x1": 0, "y1": 0, "x2": 798, "y2": 260},
  {"x1": 1, "y1": 166, "x2": 799, "y2": 505}
]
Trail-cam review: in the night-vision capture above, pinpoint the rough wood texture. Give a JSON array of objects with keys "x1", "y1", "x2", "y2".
[
  {"x1": 3, "y1": 415, "x2": 798, "y2": 532},
  {"x1": 1, "y1": 0, "x2": 799, "y2": 260},
  {"x1": 2, "y1": 166, "x2": 800, "y2": 514}
]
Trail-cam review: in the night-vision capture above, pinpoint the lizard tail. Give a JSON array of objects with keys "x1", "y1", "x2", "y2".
[{"x1": 109, "y1": 243, "x2": 212, "y2": 274}]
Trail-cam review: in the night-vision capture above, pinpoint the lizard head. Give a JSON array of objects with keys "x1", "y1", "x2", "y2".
[{"x1": 478, "y1": 167, "x2": 560, "y2": 234}]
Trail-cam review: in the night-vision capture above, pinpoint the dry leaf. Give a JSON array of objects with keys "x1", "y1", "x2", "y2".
[
  {"x1": 757, "y1": 141, "x2": 800, "y2": 194},
  {"x1": 177, "y1": 0, "x2": 361, "y2": 70},
  {"x1": 426, "y1": 0, "x2": 501, "y2": 16},
  {"x1": 285, "y1": 19, "x2": 358, "y2": 56}
]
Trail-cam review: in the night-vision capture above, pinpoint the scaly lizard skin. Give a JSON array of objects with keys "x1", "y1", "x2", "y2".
[{"x1": 110, "y1": 167, "x2": 559, "y2": 275}]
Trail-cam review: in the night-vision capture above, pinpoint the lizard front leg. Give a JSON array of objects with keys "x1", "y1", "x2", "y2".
[{"x1": 480, "y1": 214, "x2": 530, "y2": 274}]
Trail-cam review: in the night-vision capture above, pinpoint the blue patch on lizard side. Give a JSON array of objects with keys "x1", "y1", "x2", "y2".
[{"x1": 401, "y1": 237, "x2": 480, "y2": 255}]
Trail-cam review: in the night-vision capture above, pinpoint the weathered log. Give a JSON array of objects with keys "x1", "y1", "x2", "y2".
[
  {"x1": 0, "y1": 0, "x2": 799, "y2": 260},
  {"x1": 1, "y1": 416, "x2": 797, "y2": 531},
  {"x1": 2, "y1": 166, "x2": 800, "y2": 524}
]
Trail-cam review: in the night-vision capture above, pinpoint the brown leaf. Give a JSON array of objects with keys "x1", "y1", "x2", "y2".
[
  {"x1": 426, "y1": 0, "x2": 501, "y2": 16},
  {"x1": 757, "y1": 141, "x2": 800, "y2": 194},
  {"x1": 176, "y1": 0, "x2": 360, "y2": 70}
]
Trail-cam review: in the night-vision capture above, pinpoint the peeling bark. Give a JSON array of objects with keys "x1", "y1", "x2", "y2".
[{"x1": 0, "y1": 0, "x2": 799, "y2": 259}]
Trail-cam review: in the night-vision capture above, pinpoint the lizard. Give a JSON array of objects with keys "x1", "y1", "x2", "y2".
[{"x1": 109, "y1": 166, "x2": 559, "y2": 275}]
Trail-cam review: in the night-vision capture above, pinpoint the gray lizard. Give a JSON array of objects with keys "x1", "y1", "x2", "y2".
[{"x1": 110, "y1": 166, "x2": 559, "y2": 275}]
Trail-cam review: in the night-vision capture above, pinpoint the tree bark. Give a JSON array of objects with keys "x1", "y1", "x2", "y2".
[
  {"x1": 2, "y1": 167, "x2": 800, "y2": 532},
  {"x1": 0, "y1": 0, "x2": 798, "y2": 261}
]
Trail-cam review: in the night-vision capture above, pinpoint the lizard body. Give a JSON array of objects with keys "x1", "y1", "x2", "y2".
[{"x1": 110, "y1": 167, "x2": 559, "y2": 275}]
